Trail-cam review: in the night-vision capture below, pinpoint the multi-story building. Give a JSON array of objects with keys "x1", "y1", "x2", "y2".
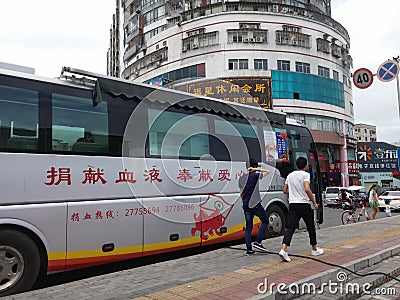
[
  {"x1": 108, "y1": 0, "x2": 357, "y2": 187},
  {"x1": 355, "y1": 123, "x2": 377, "y2": 142},
  {"x1": 107, "y1": 0, "x2": 122, "y2": 78}
]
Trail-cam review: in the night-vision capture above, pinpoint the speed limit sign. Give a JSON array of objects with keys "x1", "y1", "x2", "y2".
[{"x1": 352, "y1": 68, "x2": 374, "y2": 89}]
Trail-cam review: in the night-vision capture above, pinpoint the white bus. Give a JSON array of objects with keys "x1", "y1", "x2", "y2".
[{"x1": 0, "y1": 67, "x2": 323, "y2": 295}]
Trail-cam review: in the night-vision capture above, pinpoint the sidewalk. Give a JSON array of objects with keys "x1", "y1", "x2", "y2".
[{"x1": 5, "y1": 216, "x2": 400, "y2": 300}]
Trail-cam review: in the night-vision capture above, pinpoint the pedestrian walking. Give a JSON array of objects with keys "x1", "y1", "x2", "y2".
[
  {"x1": 279, "y1": 157, "x2": 324, "y2": 262},
  {"x1": 238, "y1": 158, "x2": 270, "y2": 255},
  {"x1": 368, "y1": 184, "x2": 379, "y2": 220}
]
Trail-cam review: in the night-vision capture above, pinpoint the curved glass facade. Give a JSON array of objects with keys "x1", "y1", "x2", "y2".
[{"x1": 272, "y1": 71, "x2": 345, "y2": 108}]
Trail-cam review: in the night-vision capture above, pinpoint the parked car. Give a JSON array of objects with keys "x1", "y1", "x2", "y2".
[
  {"x1": 377, "y1": 191, "x2": 400, "y2": 211},
  {"x1": 323, "y1": 187, "x2": 341, "y2": 207}
]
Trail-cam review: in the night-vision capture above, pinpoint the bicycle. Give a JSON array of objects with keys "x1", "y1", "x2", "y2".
[{"x1": 341, "y1": 201, "x2": 371, "y2": 225}]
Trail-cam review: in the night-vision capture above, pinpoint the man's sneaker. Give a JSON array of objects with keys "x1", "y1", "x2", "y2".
[
  {"x1": 279, "y1": 249, "x2": 291, "y2": 262},
  {"x1": 311, "y1": 248, "x2": 324, "y2": 256},
  {"x1": 246, "y1": 250, "x2": 256, "y2": 255},
  {"x1": 253, "y1": 242, "x2": 268, "y2": 252}
]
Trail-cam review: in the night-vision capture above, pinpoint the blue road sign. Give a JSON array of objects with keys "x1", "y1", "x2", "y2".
[{"x1": 377, "y1": 60, "x2": 399, "y2": 82}]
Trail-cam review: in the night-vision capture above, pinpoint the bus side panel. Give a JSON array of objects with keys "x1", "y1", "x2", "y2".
[
  {"x1": 0, "y1": 203, "x2": 67, "y2": 272},
  {"x1": 199, "y1": 193, "x2": 245, "y2": 246},
  {"x1": 142, "y1": 196, "x2": 201, "y2": 255},
  {"x1": 66, "y1": 199, "x2": 143, "y2": 270}
]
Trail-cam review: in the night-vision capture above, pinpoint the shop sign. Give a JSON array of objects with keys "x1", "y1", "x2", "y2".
[
  {"x1": 357, "y1": 142, "x2": 398, "y2": 172},
  {"x1": 175, "y1": 77, "x2": 272, "y2": 109}
]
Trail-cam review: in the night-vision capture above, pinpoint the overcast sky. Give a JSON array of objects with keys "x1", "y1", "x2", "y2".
[{"x1": 0, "y1": 0, "x2": 399, "y2": 143}]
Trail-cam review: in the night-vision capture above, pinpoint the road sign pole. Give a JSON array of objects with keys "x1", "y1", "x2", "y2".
[{"x1": 397, "y1": 73, "x2": 400, "y2": 118}]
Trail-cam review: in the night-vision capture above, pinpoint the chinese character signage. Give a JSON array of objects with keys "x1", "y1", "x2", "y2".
[
  {"x1": 275, "y1": 129, "x2": 289, "y2": 161},
  {"x1": 263, "y1": 129, "x2": 289, "y2": 162},
  {"x1": 325, "y1": 160, "x2": 359, "y2": 175},
  {"x1": 175, "y1": 78, "x2": 272, "y2": 109},
  {"x1": 357, "y1": 142, "x2": 398, "y2": 172}
]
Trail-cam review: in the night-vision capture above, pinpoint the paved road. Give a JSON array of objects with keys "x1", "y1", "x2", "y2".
[
  {"x1": 28, "y1": 207, "x2": 398, "y2": 292},
  {"x1": 6, "y1": 215, "x2": 400, "y2": 300}
]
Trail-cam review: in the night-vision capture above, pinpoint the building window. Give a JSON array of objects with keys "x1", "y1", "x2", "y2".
[
  {"x1": 295, "y1": 62, "x2": 310, "y2": 74},
  {"x1": 182, "y1": 31, "x2": 218, "y2": 51},
  {"x1": 343, "y1": 75, "x2": 351, "y2": 87},
  {"x1": 254, "y1": 59, "x2": 268, "y2": 70},
  {"x1": 227, "y1": 29, "x2": 268, "y2": 44},
  {"x1": 229, "y1": 59, "x2": 248, "y2": 70},
  {"x1": 277, "y1": 60, "x2": 290, "y2": 71},
  {"x1": 275, "y1": 27, "x2": 311, "y2": 48},
  {"x1": 316, "y1": 38, "x2": 330, "y2": 53},
  {"x1": 227, "y1": 30, "x2": 248, "y2": 43},
  {"x1": 318, "y1": 66, "x2": 330, "y2": 78},
  {"x1": 333, "y1": 70, "x2": 339, "y2": 81}
]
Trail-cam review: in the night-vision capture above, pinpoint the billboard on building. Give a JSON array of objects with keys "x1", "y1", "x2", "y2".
[
  {"x1": 357, "y1": 142, "x2": 398, "y2": 172},
  {"x1": 174, "y1": 77, "x2": 272, "y2": 109}
]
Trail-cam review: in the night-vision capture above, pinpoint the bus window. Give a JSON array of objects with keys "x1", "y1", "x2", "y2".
[
  {"x1": 213, "y1": 118, "x2": 261, "y2": 162},
  {"x1": 147, "y1": 108, "x2": 210, "y2": 159},
  {"x1": 0, "y1": 85, "x2": 39, "y2": 151},
  {"x1": 52, "y1": 93, "x2": 109, "y2": 154}
]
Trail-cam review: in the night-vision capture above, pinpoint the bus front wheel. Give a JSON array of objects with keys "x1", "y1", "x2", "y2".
[
  {"x1": 265, "y1": 205, "x2": 286, "y2": 238},
  {"x1": 0, "y1": 230, "x2": 40, "y2": 296}
]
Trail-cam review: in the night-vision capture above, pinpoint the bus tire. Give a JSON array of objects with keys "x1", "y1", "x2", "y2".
[
  {"x1": 0, "y1": 230, "x2": 41, "y2": 296},
  {"x1": 265, "y1": 205, "x2": 286, "y2": 238}
]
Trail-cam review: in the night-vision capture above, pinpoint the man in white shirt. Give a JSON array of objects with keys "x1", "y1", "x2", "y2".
[{"x1": 279, "y1": 157, "x2": 324, "y2": 262}]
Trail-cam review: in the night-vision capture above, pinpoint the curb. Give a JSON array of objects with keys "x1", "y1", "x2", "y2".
[{"x1": 250, "y1": 244, "x2": 400, "y2": 300}]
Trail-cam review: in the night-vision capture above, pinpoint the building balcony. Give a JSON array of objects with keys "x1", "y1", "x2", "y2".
[{"x1": 180, "y1": 2, "x2": 349, "y2": 41}]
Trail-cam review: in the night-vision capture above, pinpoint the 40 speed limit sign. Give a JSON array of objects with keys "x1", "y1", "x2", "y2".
[{"x1": 352, "y1": 68, "x2": 374, "y2": 89}]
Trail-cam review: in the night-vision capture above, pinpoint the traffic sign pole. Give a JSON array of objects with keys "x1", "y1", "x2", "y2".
[{"x1": 394, "y1": 56, "x2": 400, "y2": 118}]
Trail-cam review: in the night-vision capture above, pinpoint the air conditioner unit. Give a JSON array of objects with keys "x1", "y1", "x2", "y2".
[
  {"x1": 243, "y1": 38, "x2": 249, "y2": 43},
  {"x1": 255, "y1": 37, "x2": 263, "y2": 43},
  {"x1": 272, "y1": 4, "x2": 278, "y2": 12},
  {"x1": 182, "y1": 46, "x2": 187, "y2": 52},
  {"x1": 249, "y1": 38, "x2": 255, "y2": 43},
  {"x1": 192, "y1": 44, "x2": 199, "y2": 49}
]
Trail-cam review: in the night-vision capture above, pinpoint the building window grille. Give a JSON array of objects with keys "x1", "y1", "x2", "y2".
[
  {"x1": 295, "y1": 62, "x2": 310, "y2": 73},
  {"x1": 318, "y1": 66, "x2": 330, "y2": 78},
  {"x1": 275, "y1": 30, "x2": 311, "y2": 48},
  {"x1": 254, "y1": 59, "x2": 268, "y2": 70},
  {"x1": 333, "y1": 70, "x2": 339, "y2": 81},
  {"x1": 227, "y1": 29, "x2": 268, "y2": 44},
  {"x1": 228, "y1": 59, "x2": 248, "y2": 70},
  {"x1": 182, "y1": 31, "x2": 218, "y2": 51},
  {"x1": 277, "y1": 60, "x2": 290, "y2": 71},
  {"x1": 316, "y1": 38, "x2": 330, "y2": 53}
]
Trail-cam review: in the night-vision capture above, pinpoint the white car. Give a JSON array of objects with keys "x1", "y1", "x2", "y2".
[
  {"x1": 377, "y1": 191, "x2": 400, "y2": 211},
  {"x1": 323, "y1": 187, "x2": 340, "y2": 207}
]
